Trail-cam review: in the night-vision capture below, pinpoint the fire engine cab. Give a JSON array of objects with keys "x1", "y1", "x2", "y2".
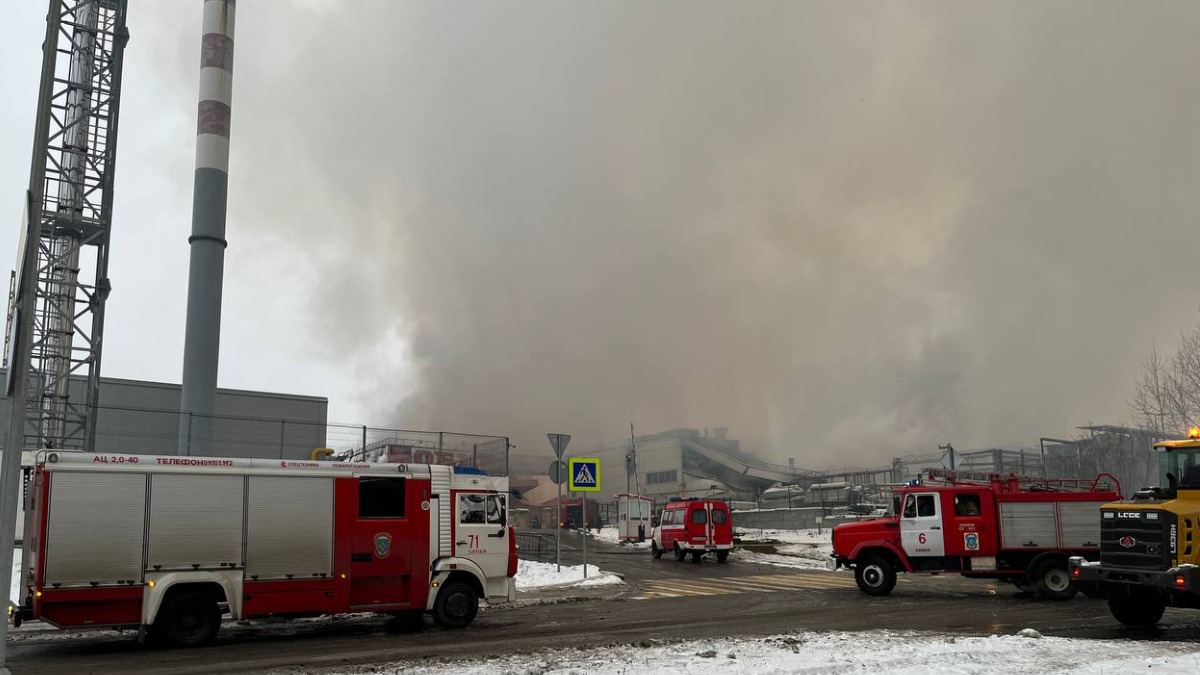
[
  {"x1": 831, "y1": 470, "x2": 1120, "y2": 599},
  {"x1": 11, "y1": 450, "x2": 517, "y2": 647},
  {"x1": 651, "y1": 498, "x2": 733, "y2": 563}
]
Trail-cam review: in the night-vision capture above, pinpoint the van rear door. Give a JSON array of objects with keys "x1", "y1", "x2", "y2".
[
  {"x1": 710, "y1": 503, "x2": 732, "y2": 545},
  {"x1": 686, "y1": 505, "x2": 710, "y2": 548}
]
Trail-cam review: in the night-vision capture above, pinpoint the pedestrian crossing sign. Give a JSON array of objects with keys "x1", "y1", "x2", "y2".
[{"x1": 568, "y1": 458, "x2": 601, "y2": 492}]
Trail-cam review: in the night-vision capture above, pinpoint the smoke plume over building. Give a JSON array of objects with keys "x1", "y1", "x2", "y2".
[{"x1": 129, "y1": 1, "x2": 1200, "y2": 466}]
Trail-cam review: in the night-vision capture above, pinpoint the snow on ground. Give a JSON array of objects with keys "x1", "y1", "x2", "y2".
[
  {"x1": 735, "y1": 528, "x2": 834, "y2": 569},
  {"x1": 284, "y1": 629, "x2": 1200, "y2": 675},
  {"x1": 515, "y1": 559, "x2": 624, "y2": 590},
  {"x1": 590, "y1": 526, "x2": 652, "y2": 548},
  {"x1": 733, "y1": 549, "x2": 831, "y2": 571},
  {"x1": 738, "y1": 528, "x2": 832, "y2": 546}
]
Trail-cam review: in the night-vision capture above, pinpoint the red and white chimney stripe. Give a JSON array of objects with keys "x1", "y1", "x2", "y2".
[{"x1": 196, "y1": 0, "x2": 234, "y2": 174}]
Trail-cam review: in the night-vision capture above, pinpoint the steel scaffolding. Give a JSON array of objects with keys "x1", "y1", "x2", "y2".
[{"x1": 5, "y1": 0, "x2": 130, "y2": 450}]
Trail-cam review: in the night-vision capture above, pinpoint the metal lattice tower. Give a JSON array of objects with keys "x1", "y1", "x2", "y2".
[{"x1": 5, "y1": 0, "x2": 129, "y2": 450}]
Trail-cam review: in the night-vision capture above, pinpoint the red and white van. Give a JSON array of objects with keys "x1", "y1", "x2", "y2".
[{"x1": 651, "y1": 498, "x2": 733, "y2": 563}]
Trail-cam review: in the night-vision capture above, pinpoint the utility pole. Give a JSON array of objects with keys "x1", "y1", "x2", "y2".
[{"x1": 628, "y1": 423, "x2": 638, "y2": 496}]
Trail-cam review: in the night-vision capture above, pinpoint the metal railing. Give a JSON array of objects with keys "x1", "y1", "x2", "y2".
[
  {"x1": 515, "y1": 532, "x2": 556, "y2": 561},
  {"x1": 0, "y1": 400, "x2": 510, "y2": 475}
]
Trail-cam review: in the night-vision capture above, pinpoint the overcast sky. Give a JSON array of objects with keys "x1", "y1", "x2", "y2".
[{"x1": 2, "y1": 1, "x2": 1199, "y2": 469}]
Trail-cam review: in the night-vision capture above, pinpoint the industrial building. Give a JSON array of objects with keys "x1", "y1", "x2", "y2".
[
  {"x1": 0, "y1": 368, "x2": 328, "y2": 459},
  {"x1": 510, "y1": 424, "x2": 1165, "y2": 532},
  {"x1": 513, "y1": 428, "x2": 817, "y2": 506}
]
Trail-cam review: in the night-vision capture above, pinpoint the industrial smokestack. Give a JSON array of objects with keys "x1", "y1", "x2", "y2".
[{"x1": 179, "y1": 0, "x2": 235, "y2": 455}]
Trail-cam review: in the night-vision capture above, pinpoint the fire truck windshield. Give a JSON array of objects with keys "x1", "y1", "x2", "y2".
[{"x1": 1160, "y1": 447, "x2": 1200, "y2": 490}]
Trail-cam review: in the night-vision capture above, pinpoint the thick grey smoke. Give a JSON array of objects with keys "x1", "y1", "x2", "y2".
[{"x1": 139, "y1": 1, "x2": 1200, "y2": 467}]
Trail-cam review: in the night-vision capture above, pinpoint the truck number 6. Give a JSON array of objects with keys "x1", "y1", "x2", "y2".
[{"x1": 918, "y1": 533, "x2": 927, "y2": 545}]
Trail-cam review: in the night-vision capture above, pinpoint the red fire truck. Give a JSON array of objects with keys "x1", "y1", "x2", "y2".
[
  {"x1": 10, "y1": 450, "x2": 517, "y2": 647},
  {"x1": 831, "y1": 470, "x2": 1120, "y2": 599},
  {"x1": 651, "y1": 498, "x2": 733, "y2": 563},
  {"x1": 545, "y1": 496, "x2": 601, "y2": 530}
]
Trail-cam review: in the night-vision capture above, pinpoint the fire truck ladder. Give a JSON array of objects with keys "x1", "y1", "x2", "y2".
[{"x1": 924, "y1": 469, "x2": 1120, "y2": 495}]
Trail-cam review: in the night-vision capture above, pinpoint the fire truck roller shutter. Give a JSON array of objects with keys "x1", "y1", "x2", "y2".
[
  {"x1": 44, "y1": 471, "x2": 147, "y2": 587},
  {"x1": 999, "y1": 502, "x2": 1057, "y2": 548},
  {"x1": 1057, "y1": 502, "x2": 1106, "y2": 548},
  {"x1": 246, "y1": 477, "x2": 333, "y2": 580},
  {"x1": 148, "y1": 474, "x2": 245, "y2": 570}
]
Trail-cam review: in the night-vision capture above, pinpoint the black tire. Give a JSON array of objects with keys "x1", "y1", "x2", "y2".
[
  {"x1": 1108, "y1": 595, "x2": 1165, "y2": 627},
  {"x1": 854, "y1": 555, "x2": 897, "y2": 596},
  {"x1": 1031, "y1": 559, "x2": 1077, "y2": 601},
  {"x1": 674, "y1": 544, "x2": 686, "y2": 561},
  {"x1": 716, "y1": 550, "x2": 729, "y2": 564},
  {"x1": 152, "y1": 592, "x2": 221, "y2": 648},
  {"x1": 691, "y1": 551, "x2": 703, "y2": 564},
  {"x1": 1008, "y1": 577, "x2": 1034, "y2": 596},
  {"x1": 432, "y1": 581, "x2": 479, "y2": 628},
  {"x1": 651, "y1": 541, "x2": 663, "y2": 559}
]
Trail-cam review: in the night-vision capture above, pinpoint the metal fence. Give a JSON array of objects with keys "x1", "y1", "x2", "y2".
[
  {"x1": 514, "y1": 531, "x2": 597, "y2": 566},
  {"x1": 516, "y1": 532, "x2": 556, "y2": 561},
  {"x1": 0, "y1": 400, "x2": 510, "y2": 475}
]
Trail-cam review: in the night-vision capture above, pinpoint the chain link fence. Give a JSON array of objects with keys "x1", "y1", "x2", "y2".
[{"x1": 0, "y1": 399, "x2": 509, "y2": 475}]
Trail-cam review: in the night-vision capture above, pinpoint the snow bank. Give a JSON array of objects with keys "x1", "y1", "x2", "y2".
[
  {"x1": 307, "y1": 629, "x2": 1200, "y2": 674},
  {"x1": 515, "y1": 559, "x2": 624, "y2": 590}
]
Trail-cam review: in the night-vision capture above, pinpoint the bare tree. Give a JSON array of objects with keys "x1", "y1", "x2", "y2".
[
  {"x1": 1130, "y1": 330, "x2": 1200, "y2": 437},
  {"x1": 1075, "y1": 429, "x2": 1157, "y2": 496}
]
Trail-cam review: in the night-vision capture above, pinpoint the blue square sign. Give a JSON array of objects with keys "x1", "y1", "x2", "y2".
[{"x1": 568, "y1": 457, "x2": 601, "y2": 492}]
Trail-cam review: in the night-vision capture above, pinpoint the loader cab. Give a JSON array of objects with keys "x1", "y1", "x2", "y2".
[{"x1": 1155, "y1": 432, "x2": 1200, "y2": 498}]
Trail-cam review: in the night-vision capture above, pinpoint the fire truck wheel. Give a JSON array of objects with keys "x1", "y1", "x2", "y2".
[
  {"x1": 152, "y1": 592, "x2": 221, "y2": 648},
  {"x1": 652, "y1": 542, "x2": 663, "y2": 559},
  {"x1": 432, "y1": 582, "x2": 479, "y2": 628},
  {"x1": 1032, "y1": 560, "x2": 1077, "y2": 601},
  {"x1": 674, "y1": 544, "x2": 686, "y2": 561},
  {"x1": 1008, "y1": 578, "x2": 1034, "y2": 596},
  {"x1": 691, "y1": 551, "x2": 703, "y2": 564},
  {"x1": 1108, "y1": 595, "x2": 1165, "y2": 627},
  {"x1": 716, "y1": 550, "x2": 729, "y2": 564},
  {"x1": 854, "y1": 556, "x2": 897, "y2": 596}
]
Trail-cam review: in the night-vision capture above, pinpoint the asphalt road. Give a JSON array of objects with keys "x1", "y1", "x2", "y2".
[{"x1": 7, "y1": 534, "x2": 1200, "y2": 674}]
